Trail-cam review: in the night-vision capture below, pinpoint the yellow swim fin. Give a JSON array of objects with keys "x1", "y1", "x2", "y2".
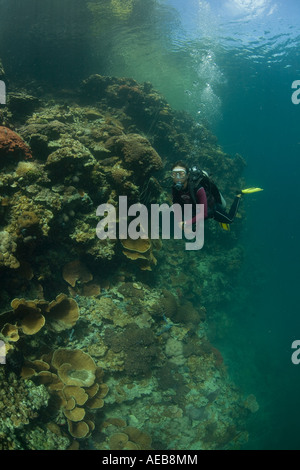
[
  {"x1": 241, "y1": 187, "x2": 264, "y2": 194},
  {"x1": 219, "y1": 222, "x2": 230, "y2": 231}
]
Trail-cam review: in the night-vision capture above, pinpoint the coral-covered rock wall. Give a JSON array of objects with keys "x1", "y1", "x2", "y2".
[{"x1": 0, "y1": 74, "x2": 256, "y2": 450}]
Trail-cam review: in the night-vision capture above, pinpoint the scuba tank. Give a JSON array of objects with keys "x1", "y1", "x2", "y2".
[{"x1": 188, "y1": 166, "x2": 222, "y2": 206}]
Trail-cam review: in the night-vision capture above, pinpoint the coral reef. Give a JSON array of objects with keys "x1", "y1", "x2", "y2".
[{"x1": 0, "y1": 73, "x2": 254, "y2": 450}]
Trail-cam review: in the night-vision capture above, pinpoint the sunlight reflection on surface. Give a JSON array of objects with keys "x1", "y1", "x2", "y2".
[{"x1": 223, "y1": 0, "x2": 277, "y2": 19}]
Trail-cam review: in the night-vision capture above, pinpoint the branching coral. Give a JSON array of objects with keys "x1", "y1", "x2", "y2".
[
  {"x1": 0, "y1": 230, "x2": 20, "y2": 269},
  {"x1": 0, "y1": 368, "x2": 49, "y2": 434}
]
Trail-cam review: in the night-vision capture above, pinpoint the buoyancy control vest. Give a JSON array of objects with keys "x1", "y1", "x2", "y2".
[{"x1": 188, "y1": 166, "x2": 222, "y2": 207}]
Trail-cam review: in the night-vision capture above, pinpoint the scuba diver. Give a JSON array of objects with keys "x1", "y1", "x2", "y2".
[{"x1": 171, "y1": 161, "x2": 263, "y2": 230}]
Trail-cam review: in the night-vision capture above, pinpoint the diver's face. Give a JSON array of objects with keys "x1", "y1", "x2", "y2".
[{"x1": 172, "y1": 167, "x2": 187, "y2": 189}]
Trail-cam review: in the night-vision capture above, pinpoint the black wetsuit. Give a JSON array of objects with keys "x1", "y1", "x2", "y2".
[
  {"x1": 211, "y1": 196, "x2": 241, "y2": 224},
  {"x1": 172, "y1": 183, "x2": 240, "y2": 225}
]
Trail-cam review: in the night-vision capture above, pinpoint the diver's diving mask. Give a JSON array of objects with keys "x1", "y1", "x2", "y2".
[
  {"x1": 171, "y1": 168, "x2": 187, "y2": 180},
  {"x1": 172, "y1": 167, "x2": 187, "y2": 190}
]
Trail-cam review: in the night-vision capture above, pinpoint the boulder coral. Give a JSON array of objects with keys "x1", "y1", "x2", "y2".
[
  {"x1": 105, "y1": 133, "x2": 163, "y2": 177},
  {"x1": 45, "y1": 138, "x2": 96, "y2": 184},
  {"x1": 0, "y1": 126, "x2": 32, "y2": 164}
]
